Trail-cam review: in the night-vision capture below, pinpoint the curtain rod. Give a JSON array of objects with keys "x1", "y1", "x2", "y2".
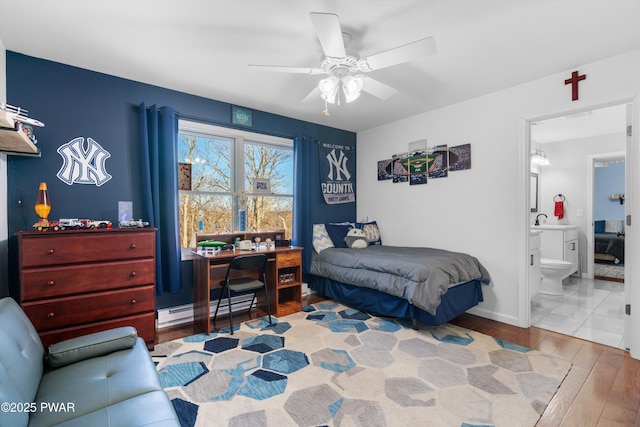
[{"x1": 132, "y1": 104, "x2": 296, "y2": 141}]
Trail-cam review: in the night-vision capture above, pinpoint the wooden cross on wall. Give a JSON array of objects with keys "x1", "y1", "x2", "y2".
[{"x1": 564, "y1": 70, "x2": 586, "y2": 101}]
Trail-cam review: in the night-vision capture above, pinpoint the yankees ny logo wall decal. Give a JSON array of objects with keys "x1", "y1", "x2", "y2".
[{"x1": 57, "y1": 137, "x2": 112, "y2": 186}]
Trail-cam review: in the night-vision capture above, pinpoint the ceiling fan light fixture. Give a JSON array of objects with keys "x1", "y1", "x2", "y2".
[
  {"x1": 343, "y1": 75, "x2": 363, "y2": 103},
  {"x1": 319, "y1": 76, "x2": 339, "y2": 104}
]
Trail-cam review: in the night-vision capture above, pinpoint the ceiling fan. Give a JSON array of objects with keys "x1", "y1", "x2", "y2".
[{"x1": 248, "y1": 12, "x2": 437, "y2": 113}]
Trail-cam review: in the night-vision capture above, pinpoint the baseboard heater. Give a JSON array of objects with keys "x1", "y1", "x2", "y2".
[
  {"x1": 156, "y1": 283, "x2": 310, "y2": 329},
  {"x1": 157, "y1": 294, "x2": 254, "y2": 329}
]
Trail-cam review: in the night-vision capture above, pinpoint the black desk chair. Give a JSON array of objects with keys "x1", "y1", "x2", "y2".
[{"x1": 213, "y1": 254, "x2": 272, "y2": 335}]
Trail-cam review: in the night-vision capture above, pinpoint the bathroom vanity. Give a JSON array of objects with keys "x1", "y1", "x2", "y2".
[{"x1": 534, "y1": 225, "x2": 579, "y2": 276}]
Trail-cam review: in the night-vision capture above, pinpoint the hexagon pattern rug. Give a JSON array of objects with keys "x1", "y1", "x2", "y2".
[{"x1": 152, "y1": 301, "x2": 571, "y2": 426}]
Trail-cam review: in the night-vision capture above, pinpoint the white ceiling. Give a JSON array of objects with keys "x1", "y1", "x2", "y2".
[{"x1": 2, "y1": 0, "x2": 640, "y2": 133}]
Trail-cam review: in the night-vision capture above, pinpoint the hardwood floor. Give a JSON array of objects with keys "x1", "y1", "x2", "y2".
[{"x1": 157, "y1": 295, "x2": 640, "y2": 427}]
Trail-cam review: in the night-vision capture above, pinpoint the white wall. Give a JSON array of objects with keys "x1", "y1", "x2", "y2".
[
  {"x1": 538, "y1": 132, "x2": 625, "y2": 275},
  {"x1": 0, "y1": 34, "x2": 7, "y2": 297},
  {"x1": 357, "y1": 48, "x2": 640, "y2": 327}
]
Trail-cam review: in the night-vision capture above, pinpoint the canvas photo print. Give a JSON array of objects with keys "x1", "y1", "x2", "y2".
[
  {"x1": 428, "y1": 144, "x2": 449, "y2": 179},
  {"x1": 392, "y1": 153, "x2": 409, "y2": 183},
  {"x1": 448, "y1": 143, "x2": 472, "y2": 171},
  {"x1": 377, "y1": 159, "x2": 393, "y2": 180}
]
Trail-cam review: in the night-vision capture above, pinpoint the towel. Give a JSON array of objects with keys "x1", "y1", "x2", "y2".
[{"x1": 554, "y1": 201, "x2": 564, "y2": 220}]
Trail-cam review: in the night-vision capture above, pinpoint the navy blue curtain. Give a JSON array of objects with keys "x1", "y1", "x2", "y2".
[
  {"x1": 138, "y1": 103, "x2": 182, "y2": 294},
  {"x1": 293, "y1": 135, "x2": 314, "y2": 273}
]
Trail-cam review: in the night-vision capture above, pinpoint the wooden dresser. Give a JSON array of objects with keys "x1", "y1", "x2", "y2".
[{"x1": 16, "y1": 228, "x2": 157, "y2": 349}]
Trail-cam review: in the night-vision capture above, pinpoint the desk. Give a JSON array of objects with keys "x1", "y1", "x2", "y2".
[{"x1": 192, "y1": 246, "x2": 303, "y2": 335}]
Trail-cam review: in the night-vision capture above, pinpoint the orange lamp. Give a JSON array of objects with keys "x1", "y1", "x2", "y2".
[{"x1": 35, "y1": 182, "x2": 51, "y2": 221}]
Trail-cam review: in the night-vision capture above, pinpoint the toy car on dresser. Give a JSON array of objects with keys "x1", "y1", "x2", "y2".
[
  {"x1": 119, "y1": 219, "x2": 150, "y2": 228},
  {"x1": 32, "y1": 218, "x2": 113, "y2": 231}
]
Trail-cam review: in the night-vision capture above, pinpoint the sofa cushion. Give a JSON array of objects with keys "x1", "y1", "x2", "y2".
[
  {"x1": 0, "y1": 298, "x2": 44, "y2": 427},
  {"x1": 48, "y1": 326, "x2": 138, "y2": 368},
  {"x1": 35, "y1": 390, "x2": 180, "y2": 427},
  {"x1": 30, "y1": 338, "x2": 171, "y2": 427}
]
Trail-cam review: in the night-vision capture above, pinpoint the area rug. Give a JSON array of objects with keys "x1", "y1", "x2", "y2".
[
  {"x1": 594, "y1": 261, "x2": 624, "y2": 281},
  {"x1": 152, "y1": 301, "x2": 571, "y2": 427}
]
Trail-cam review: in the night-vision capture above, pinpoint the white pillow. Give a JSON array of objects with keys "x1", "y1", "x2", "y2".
[
  {"x1": 605, "y1": 220, "x2": 623, "y2": 234},
  {"x1": 312, "y1": 223, "x2": 334, "y2": 253}
]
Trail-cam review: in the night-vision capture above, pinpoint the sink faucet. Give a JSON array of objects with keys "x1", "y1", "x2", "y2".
[{"x1": 535, "y1": 213, "x2": 547, "y2": 226}]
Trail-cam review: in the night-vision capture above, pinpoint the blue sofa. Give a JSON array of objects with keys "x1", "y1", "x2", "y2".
[{"x1": 0, "y1": 297, "x2": 180, "y2": 427}]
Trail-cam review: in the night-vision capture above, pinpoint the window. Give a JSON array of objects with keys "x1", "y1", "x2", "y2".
[{"x1": 178, "y1": 121, "x2": 293, "y2": 249}]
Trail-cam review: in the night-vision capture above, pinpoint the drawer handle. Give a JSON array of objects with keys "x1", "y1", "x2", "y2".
[
  {"x1": 130, "y1": 244, "x2": 137, "y2": 249},
  {"x1": 47, "y1": 249, "x2": 54, "y2": 255},
  {"x1": 47, "y1": 312, "x2": 55, "y2": 319},
  {"x1": 130, "y1": 299, "x2": 137, "y2": 304},
  {"x1": 130, "y1": 271, "x2": 137, "y2": 277},
  {"x1": 47, "y1": 280, "x2": 55, "y2": 287}
]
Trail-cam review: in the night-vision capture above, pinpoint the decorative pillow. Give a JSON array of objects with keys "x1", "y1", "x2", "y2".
[
  {"x1": 605, "y1": 219, "x2": 623, "y2": 234},
  {"x1": 356, "y1": 220, "x2": 382, "y2": 245},
  {"x1": 48, "y1": 326, "x2": 138, "y2": 368},
  {"x1": 594, "y1": 220, "x2": 605, "y2": 233},
  {"x1": 343, "y1": 228, "x2": 368, "y2": 249},
  {"x1": 325, "y1": 223, "x2": 353, "y2": 248},
  {"x1": 312, "y1": 223, "x2": 334, "y2": 253}
]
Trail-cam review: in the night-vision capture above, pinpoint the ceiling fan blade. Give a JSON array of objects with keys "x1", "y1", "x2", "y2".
[
  {"x1": 359, "y1": 37, "x2": 436, "y2": 71},
  {"x1": 301, "y1": 86, "x2": 321, "y2": 103},
  {"x1": 248, "y1": 64, "x2": 324, "y2": 75},
  {"x1": 361, "y1": 76, "x2": 398, "y2": 100},
  {"x1": 309, "y1": 12, "x2": 346, "y2": 59}
]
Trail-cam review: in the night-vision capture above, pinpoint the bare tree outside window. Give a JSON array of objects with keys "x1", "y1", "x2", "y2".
[{"x1": 244, "y1": 142, "x2": 293, "y2": 235}]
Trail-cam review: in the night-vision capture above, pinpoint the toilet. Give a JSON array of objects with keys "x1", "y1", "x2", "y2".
[{"x1": 539, "y1": 258, "x2": 574, "y2": 296}]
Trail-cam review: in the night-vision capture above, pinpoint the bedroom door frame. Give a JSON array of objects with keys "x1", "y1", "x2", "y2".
[
  {"x1": 585, "y1": 150, "x2": 626, "y2": 281},
  {"x1": 520, "y1": 94, "x2": 639, "y2": 358}
]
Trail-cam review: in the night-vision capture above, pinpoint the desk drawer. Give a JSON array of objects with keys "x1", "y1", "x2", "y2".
[
  {"x1": 21, "y1": 259, "x2": 155, "y2": 300},
  {"x1": 277, "y1": 251, "x2": 301, "y2": 269},
  {"x1": 22, "y1": 285, "x2": 155, "y2": 331},
  {"x1": 20, "y1": 232, "x2": 155, "y2": 267}
]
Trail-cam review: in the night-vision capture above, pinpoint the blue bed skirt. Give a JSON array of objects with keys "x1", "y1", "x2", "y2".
[{"x1": 306, "y1": 274, "x2": 484, "y2": 326}]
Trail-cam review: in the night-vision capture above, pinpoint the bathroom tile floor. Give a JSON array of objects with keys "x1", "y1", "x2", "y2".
[{"x1": 531, "y1": 276, "x2": 626, "y2": 349}]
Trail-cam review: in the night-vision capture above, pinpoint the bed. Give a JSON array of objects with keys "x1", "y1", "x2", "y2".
[
  {"x1": 594, "y1": 220, "x2": 625, "y2": 264},
  {"x1": 307, "y1": 222, "x2": 491, "y2": 326}
]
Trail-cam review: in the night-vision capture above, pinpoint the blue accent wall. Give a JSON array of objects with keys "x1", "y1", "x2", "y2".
[
  {"x1": 594, "y1": 162, "x2": 625, "y2": 222},
  {"x1": 6, "y1": 52, "x2": 356, "y2": 308}
]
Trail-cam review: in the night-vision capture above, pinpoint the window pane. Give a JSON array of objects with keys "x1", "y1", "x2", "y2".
[
  {"x1": 178, "y1": 133, "x2": 232, "y2": 192},
  {"x1": 245, "y1": 195, "x2": 293, "y2": 239},
  {"x1": 177, "y1": 121, "x2": 294, "y2": 251},
  {"x1": 178, "y1": 192, "x2": 232, "y2": 247},
  {"x1": 244, "y1": 141, "x2": 293, "y2": 195}
]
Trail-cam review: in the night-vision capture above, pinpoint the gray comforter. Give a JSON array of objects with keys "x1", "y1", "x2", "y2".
[{"x1": 310, "y1": 245, "x2": 491, "y2": 315}]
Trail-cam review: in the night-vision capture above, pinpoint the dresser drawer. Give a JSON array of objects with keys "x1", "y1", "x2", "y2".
[
  {"x1": 20, "y1": 259, "x2": 155, "y2": 301},
  {"x1": 22, "y1": 285, "x2": 155, "y2": 331},
  {"x1": 276, "y1": 251, "x2": 302, "y2": 269},
  {"x1": 20, "y1": 231, "x2": 155, "y2": 267},
  {"x1": 38, "y1": 312, "x2": 156, "y2": 351}
]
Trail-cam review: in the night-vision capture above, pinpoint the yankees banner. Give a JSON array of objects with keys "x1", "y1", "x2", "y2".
[{"x1": 319, "y1": 142, "x2": 355, "y2": 204}]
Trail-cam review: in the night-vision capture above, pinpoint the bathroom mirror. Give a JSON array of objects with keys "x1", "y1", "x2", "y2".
[{"x1": 530, "y1": 172, "x2": 538, "y2": 212}]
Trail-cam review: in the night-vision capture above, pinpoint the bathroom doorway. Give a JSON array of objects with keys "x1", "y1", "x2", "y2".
[
  {"x1": 528, "y1": 103, "x2": 630, "y2": 349},
  {"x1": 590, "y1": 152, "x2": 625, "y2": 283}
]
